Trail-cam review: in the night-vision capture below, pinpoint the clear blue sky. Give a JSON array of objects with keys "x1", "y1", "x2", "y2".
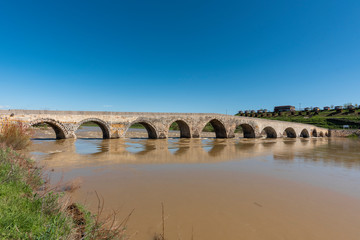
[{"x1": 0, "y1": 0, "x2": 359, "y2": 114}]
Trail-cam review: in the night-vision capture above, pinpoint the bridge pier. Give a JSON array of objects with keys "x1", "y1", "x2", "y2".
[{"x1": 188, "y1": 127, "x2": 199, "y2": 138}]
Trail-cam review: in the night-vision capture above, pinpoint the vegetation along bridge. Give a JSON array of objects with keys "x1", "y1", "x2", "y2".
[{"x1": 0, "y1": 110, "x2": 329, "y2": 139}]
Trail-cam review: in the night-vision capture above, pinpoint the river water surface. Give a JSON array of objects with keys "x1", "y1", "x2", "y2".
[{"x1": 30, "y1": 127, "x2": 360, "y2": 240}]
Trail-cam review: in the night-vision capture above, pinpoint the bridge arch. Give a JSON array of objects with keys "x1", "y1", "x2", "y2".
[
  {"x1": 29, "y1": 118, "x2": 67, "y2": 139},
  {"x1": 261, "y1": 126, "x2": 277, "y2": 138},
  {"x1": 235, "y1": 123, "x2": 256, "y2": 138},
  {"x1": 300, "y1": 129, "x2": 310, "y2": 138},
  {"x1": 201, "y1": 119, "x2": 227, "y2": 138},
  {"x1": 167, "y1": 119, "x2": 191, "y2": 138},
  {"x1": 319, "y1": 131, "x2": 324, "y2": 137},
  {"x1": 75, "y1": 118, "x2": 111, "y2": 139},
  {"x1": 126, "y1": 120, "x2": 158, "y2": 139},
  {"x1": 283, "y1": 127, "x2": 297, "y2": 138},
  {"x1": 312, "y1": 129, "x2": 318, "y2": 137}
]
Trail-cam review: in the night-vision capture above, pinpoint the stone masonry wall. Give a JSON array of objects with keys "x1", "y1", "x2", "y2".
[{"x1": 329, "y1": 129, "x2": 360, "y2": 137}]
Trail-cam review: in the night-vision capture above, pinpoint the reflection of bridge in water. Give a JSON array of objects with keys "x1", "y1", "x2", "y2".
[
  {"x1": 30, "y1": 138, "x2": 350, "y2": 168},
  {"x1": 1, "y1": 109, "x2": 329, "y2": 139}
]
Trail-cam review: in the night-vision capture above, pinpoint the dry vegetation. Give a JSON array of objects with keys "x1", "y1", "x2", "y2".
[{"x1": 0, "y1": 120, "x2": 33, "y2": 150}]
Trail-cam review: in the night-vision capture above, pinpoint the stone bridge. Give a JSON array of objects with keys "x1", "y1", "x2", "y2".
[{"x1": 0, "y1": 110, "x2": 329, "y2": 139}]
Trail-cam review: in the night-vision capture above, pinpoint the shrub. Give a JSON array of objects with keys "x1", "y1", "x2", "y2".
[{"x1": 0, "y1": 120, "x2": 33, "y2": 150}]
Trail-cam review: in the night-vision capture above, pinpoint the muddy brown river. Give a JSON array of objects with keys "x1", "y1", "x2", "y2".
[{"x1": 30, "y1": 127, "x2": 360, "y2": 240}]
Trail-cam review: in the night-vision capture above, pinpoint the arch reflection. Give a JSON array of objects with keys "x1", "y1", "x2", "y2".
[{"x1": 29, "y1": 138, "x2": 359, "y2": 170}]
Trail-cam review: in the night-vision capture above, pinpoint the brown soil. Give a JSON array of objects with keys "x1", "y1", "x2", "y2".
[{"x1": 67, "y1": 203, "x2": 86, "y2": 239}]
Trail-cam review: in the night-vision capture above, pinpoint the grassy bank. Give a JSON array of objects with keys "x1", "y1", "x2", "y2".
[
  {"x1": 237, "y1": 109, "x2": 360, "y2": 129},
  {"x1": 0, "y1": 148, "x2": 74, "y2": 239},
  {"x1": 0, "y1": 121, "x2": 129, "y2": 239}
]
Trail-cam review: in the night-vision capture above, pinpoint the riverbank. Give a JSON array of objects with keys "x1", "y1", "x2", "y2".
[
  {"x1": 0, "y1": 147, "x2": 75, "y2": 239},
  {"x1": 0, "y1": 121, "x2": 129, "y2": 239},
  {"x1": 238, "y1": 109, "x2": 360, "y2": 129},
  {"x1": 0, "y1": 146, "x2": 131, "y2": 239}
]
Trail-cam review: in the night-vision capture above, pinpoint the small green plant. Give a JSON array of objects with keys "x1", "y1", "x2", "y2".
[{"x1": 347, "y1": 133, "x2": 359, "y2": 139}]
